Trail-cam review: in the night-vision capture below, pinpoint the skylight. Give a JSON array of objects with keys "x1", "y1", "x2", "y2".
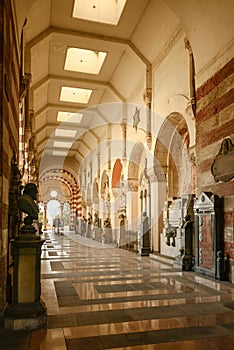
[
  {"x1": 60, "y1": 86, "x2": 92, "y2": 104},
  {"x1": 57, "y1": 111, "x2": 83, "y2": 123},
  {"x1": 55, "y1": 129, "x2": 77, "y2": 138},
  {"x1": 72, "y1": 0, "x2": 127, "y2": 25},
  {"x1": 53, "y1": 141, "x2": 73, "y2": 148},
  {"x1": 52, "y1": 150, "x2": 68, "y2": 157},
  {"x1": 65, "y1": 47, "x2": 107, "y2": 74}
]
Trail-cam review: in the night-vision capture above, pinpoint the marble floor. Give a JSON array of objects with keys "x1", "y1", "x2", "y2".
[{"x1": 1, "y1": 231, "x2": 234, "y2": 349}]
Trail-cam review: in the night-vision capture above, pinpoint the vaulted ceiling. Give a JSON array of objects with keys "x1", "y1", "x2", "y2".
[{"x1": 12, "y1": 0, "x2": 234, "y2": 202}]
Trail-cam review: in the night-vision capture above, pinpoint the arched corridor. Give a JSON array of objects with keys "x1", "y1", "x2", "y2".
[
  {"x1": 1, "y1": 231, "x2": 234, "y2": 349},
  {"x1": 0, "y1": 0, "x2": 234, "y2": 347}
]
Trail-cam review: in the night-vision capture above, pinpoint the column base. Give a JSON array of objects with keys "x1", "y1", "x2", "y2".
[
  {"x1": 139, "y1": 247, "x2": 150, "y2": 256},
  {"x1": 4, "y1": 299, "x2": 47, "y2": 330}
]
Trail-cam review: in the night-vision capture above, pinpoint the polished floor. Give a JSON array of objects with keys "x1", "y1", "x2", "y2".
[{"x1": 1, "y1": 230, "x2": 234, "y2": 349}]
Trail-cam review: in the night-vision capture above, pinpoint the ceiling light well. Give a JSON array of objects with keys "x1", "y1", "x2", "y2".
[
  {"x1": 64, "y1": 47, "x2": 107, "y2": 74},
  {"x1": 57, "y1": 111, "x2": 84, "y2": 123},
  {"x1": 72, "y1": 0, "x2": 127, "y2": 25},
  {"x1": 60, "y1": 86, "x2": 92, "y2": 104}
]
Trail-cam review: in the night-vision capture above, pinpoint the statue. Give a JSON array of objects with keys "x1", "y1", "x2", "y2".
[
  {"x1": 182, "y1": 214, "x2": 193, "y2": 229},
  {"x1": 94, "y1": 213, "x2": 99, "y2": 227},
  {"x1": 142, "y1": 212, "x2": 150, "y2": 245},
  {"x1": 18, "y1": 183, "x2": 38, "y2": 227},
  {"x1": 104, "y1": 217, "x2": 111, "y2": 228},
  {"x1": 119, "y1": 213, "x2": 125, "y2": 227}
]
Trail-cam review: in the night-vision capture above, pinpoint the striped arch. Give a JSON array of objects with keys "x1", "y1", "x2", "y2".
[{"x1": 39, "y1": 169, "x2": 82, "y2": 224}]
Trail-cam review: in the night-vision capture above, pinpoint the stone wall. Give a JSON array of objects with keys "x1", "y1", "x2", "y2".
[
  {"x1": 0, "y1": 0, "x2": 20, "y2": 321},
  {"x1": 196, "y1": 58, "x2": 234, "y2": 272}
]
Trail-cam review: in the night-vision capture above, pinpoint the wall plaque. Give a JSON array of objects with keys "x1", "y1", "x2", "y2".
[{"x1": 211, "y1": 137, "x2": 234, "y2": 182}]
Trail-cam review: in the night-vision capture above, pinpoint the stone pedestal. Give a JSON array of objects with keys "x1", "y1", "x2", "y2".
[
  {"x1": 4, "y1": 225, "x2": 47, "y2": 330},
  {"x1": 138, "y1": 223, "x2": 150, "y2": 256},
  {"x1": 103, "y1": 228, "x2": 112, "y2": 243},
  {"x1": 94, "y1": 228, "x2": 102, "y2": 241},
  {"x1": 174, "y1": 254, "x2": 193, "y2": 271}
]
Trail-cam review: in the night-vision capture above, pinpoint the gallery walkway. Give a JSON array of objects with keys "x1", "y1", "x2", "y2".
[{"x1": 1, "y1": 231, "x2": 234, "y2": 349}]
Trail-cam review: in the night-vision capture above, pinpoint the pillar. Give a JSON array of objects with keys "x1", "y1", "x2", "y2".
[
  {"x1": 43, "y1": 203, "x2": 47, "y2": 230},
  {"x1": 4, "y1": 226, "x2": 47, "y2": 330}
]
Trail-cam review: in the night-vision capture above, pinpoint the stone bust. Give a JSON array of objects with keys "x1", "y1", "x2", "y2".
[{"x1": 18, "y1": 183, "x2": 38, "y2": 226}]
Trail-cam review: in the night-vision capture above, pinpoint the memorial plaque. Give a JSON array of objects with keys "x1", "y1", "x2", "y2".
[{"x1": 211, "y1": 137, "x2": 234, "y2": 182}]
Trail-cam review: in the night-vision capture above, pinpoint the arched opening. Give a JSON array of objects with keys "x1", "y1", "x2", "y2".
[
  {"x1": 154, "y1": 112, "x2": 193, "y2": 199},
  {"x1": 127, "y1": 143, "x2": 146, "y2": 232},
  {"x1": 112, "y1": 159, "x2": 123, "y2": 188},
  {"x1": 154, "y1": 112, "x2": 195, "y2": 257}
]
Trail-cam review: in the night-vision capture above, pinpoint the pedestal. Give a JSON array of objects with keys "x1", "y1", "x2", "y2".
[
  {"x1": 103, "y1": 228, "x2": 112, "y2": 243},
  {"x1": 4, "y1": 225, "x2": 47, "y2": 330},
  {"x1": 94, "y1": 228, "x2": 102, "y2": 241},
  {"x1": 173, "y1": 254, "x2": 193, "y2": 271},
  {"x1": 138, "y1": 221, "x2": 150, "y2": 256}
]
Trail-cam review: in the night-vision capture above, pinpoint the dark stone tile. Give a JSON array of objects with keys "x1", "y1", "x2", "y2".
[
  {"x1": 76, "y1": 309, "x2": 133, "y2": 326},
  {"x1": 100, "y1": 326, "x2": 216, "y2": 348},
  {"x1": 48, "y1": 252, "x2": 58, "y2": 256},
  {"x1": 66, "y1": 337, "x2": 104, "y2": 350},
  {"x1": 95, "y1": 282, "x2": 167, "y2": 293},
  {"x1": 50, "y1": 261, "x2": 64, "y2": 270},
  {"x1": 48, "y1": 314, "x2": 78, "y2": 328},
  {"x1": 58, "y1": 295, "x2": 82, "y2": 307},
  {"x1": 55, "y1": 287, "x2": 78, "y2": 297},
  {"x1": 170, "y1": 325, "x2": 215, "y2": 340},
  {"x1": 100, "y1": 331, "x2": 173, "y2": 348},
  {"x1": 54, "y1": 281, "x2": 73, "y2": 289}
]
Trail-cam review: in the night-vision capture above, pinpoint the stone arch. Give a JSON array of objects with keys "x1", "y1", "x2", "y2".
[
  {"x1": 154, "y1": 112, "x2": 193, "y2": 198},
  {"x1": 128, "y1": 143, "x2": 145, "y2": 181},
  {"x1": 39, "y1": 168, "x2": 82, "y2": 224},
  {"x1": 100, "y1": 170, "x2": 109, "y2": 200}
]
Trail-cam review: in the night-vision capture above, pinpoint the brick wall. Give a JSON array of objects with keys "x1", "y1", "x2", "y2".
[
  {"x1": 0, "y1": 0, "x2": 20, "y2": 320},
  {"x1": 196, "y1": 58, "x2": 234, "y2": 262}
]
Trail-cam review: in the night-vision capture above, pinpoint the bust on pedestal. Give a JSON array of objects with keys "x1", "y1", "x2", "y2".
[
  {"x1": 103, "y1": 217, "x2": 112, "y2": 243},
  {"x1": 4, "y1": 183, "x2": 47, "y2": 330}
]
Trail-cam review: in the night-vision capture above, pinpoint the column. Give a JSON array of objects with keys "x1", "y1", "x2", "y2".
[{"x1": 43, "y1": 203, "x2": 47, "y2": 231}]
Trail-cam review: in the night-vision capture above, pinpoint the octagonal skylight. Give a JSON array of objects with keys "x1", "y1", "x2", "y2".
[
  {"x1": 65, "y1": 47, "x2": 107, "y2": 74},
  {"x1": 72, "y1": 0, "x2": 127, "y2": 25},
  {"x1": 53, "y1": 141, "x2": 73, "y2": 148},
  {"x1": 60, "y1": 86, "x2": 92, "y2": 104},
  {"x1": 55, "y1": 129, "x2": 77, "y2": 138},
  {"x1": 52, "y1": 150, "x2": 68, "y2": 157},
  {"x1": 57, "y1": 111, "x2": 83, "y2": 123}
]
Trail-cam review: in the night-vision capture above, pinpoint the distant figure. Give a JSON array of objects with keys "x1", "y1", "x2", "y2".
[{"x1": 18, "y1": 183, "x2": 38, "y2": 226}]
